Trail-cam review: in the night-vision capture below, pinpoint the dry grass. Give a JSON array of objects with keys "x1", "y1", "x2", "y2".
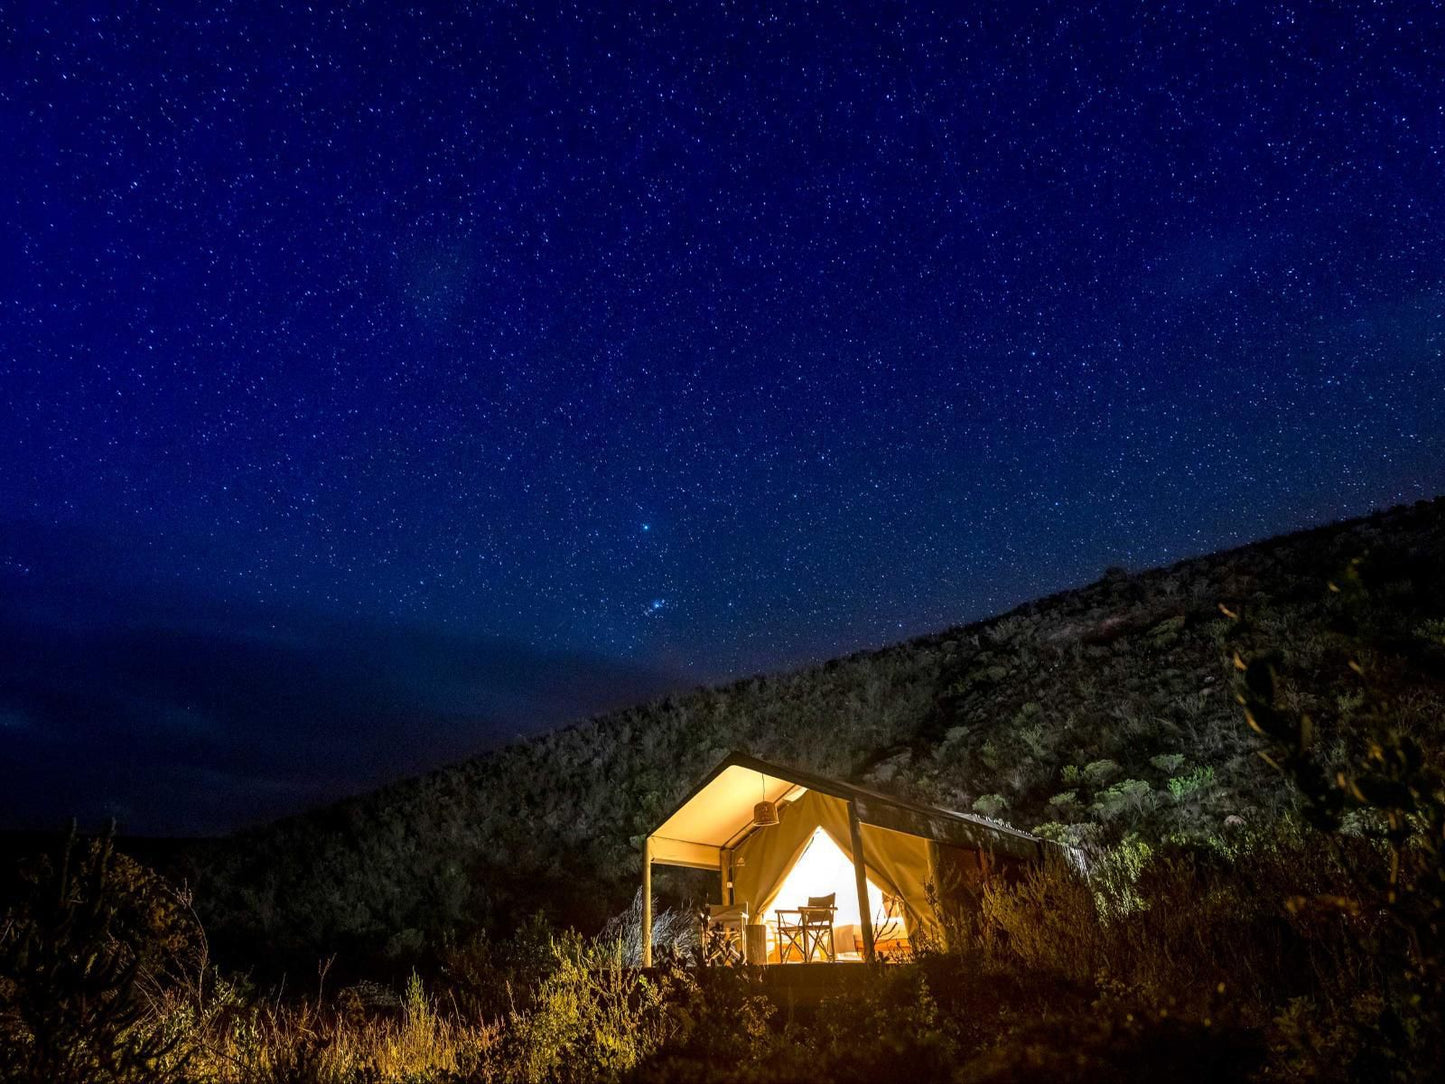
[{"x1": 139, "y1": 971, "x2": 495, "y2": 1083}]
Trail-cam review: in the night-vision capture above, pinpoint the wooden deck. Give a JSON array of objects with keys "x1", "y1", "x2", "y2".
[
  {"x1": 633, "y1": 960, "x2": 903, "y2": 1014},
  {"x1": 755, "y1": 961, "x2": 889, "y2": 1014}
]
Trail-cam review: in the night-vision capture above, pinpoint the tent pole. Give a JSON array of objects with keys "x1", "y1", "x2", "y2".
[
  {"x1": 642, "y1": 836, "x2": 653, "y2": 969},
  {"x1": 847, "y1": 800, "x2": 876, "y2": 962},
  {"x1": 927, "y1": 840, "x2": 949, "y2": 952}
]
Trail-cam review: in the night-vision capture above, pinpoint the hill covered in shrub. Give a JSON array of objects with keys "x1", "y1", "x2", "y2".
[{"x1": 189, "y1": 498, "x2": 1445, "y2": 973}]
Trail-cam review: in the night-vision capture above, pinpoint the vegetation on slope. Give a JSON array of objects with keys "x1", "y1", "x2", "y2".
[
  {"x1": 3, "y1": 672, "x2": 1441, "y2": 1080},
  {"x1": 2, "y1": 498, "x2": 1443, "y2": 1081},
  {"x1": 190, "y1": 498, "x2": 1445, "y2": 975}
]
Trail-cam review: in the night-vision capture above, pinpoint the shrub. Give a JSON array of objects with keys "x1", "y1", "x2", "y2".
[
  {"x1": 596, "y1": 889, "x2": 698, "y2": 968},
  {"x1": 1150, "y1": 753, "x2": 1186, "y2": 774},
  {"x1": 971, "y1": 794, "x2": 1008, "y2": 817},
  {"x1": 1082, "y1": 759, "x2": 1122, "y2": 787},
  {"x1": 0, "y1": 825, "x2": 198, "y2": 1083},
  {"x1": 1168, "y1": 766, "x2": 1216, "y2": 801},
  {"x1": 503, "y1": 931, "x2": 687, "y2": 1083},
  {"x1": 1225, "y1": 560, "x2": 1445, "y2": 1076},
  {"x1": 1091, "y1": 779, "x2": 1155, "y2": 823}
]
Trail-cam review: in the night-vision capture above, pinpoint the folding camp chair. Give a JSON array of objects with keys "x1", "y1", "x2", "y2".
[
  {"x1": 700, "y1": 904, "x2": 749, "y2": 965},
  {"x1": 775, "y1": 893, "x2": 837, "y2": 962}
]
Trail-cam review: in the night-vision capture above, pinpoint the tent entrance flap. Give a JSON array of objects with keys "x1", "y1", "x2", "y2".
[
  {"x1": 759, "y1": 826, "x2": 887, "y2": 930},
  {"x1": 730, "y1": 789, "x2": 940, "y2": 943}
]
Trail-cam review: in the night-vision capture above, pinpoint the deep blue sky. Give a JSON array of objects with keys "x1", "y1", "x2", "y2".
[{"x1": 2, "y1": 2, "x2": 1443, "y2": 833}]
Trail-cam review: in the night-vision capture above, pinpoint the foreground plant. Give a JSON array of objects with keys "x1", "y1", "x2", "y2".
[
  {"x1": 0, "y1": 823, "x2": 195, "y2": 1083},
  {"x1": 1226, "y1": 557, "x2": 1445, "y2": 1078}
]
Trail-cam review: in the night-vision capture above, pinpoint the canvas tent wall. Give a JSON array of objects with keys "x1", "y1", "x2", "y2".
[{"x1": 643, "y1": 752, "x2": 1046, "y2": 966}]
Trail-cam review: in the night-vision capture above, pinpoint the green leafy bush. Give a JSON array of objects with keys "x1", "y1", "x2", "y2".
[
  {"x1": 1168, "y1": 766, "x2": 1216, "y2": 801},
  {"x1": 1082, "y1": 759, "x2": 1122, "y2": 787},
  {"x1": 1091, "y1": 779, "x2": 1155, "y2": 822},
  {"x1": 971, "y1": 794, "x2": 1008, "y2": 817},
  {"x1": 1150, "y1": 753, "x2": 1186, "y2": 774}
]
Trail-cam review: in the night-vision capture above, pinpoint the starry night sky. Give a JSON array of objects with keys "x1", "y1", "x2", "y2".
[{"x1": 2, "y1": 2, "x2": 1444, "y2": 834}]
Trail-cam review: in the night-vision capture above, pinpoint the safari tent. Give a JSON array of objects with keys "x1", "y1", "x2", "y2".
[{"x1": 643, "y1": 752, "x2": 1047, "y2": 966}]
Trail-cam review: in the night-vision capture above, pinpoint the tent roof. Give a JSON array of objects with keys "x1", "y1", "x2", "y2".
[{"x1": 648, "y1": 752, "x2": 1044, "y2": 864}]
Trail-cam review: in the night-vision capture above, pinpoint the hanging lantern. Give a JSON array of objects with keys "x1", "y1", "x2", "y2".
[
  {"x1": 751, "y1": 773, "x2": 780, "y2": 827},
  {"x1": 752, "y1": 799, "x2": 780, "y2": 827}
]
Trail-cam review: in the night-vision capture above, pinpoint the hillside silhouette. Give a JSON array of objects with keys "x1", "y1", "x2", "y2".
[{"x1": 189, "y1": 498, "x2": 1445, "y2": 973}]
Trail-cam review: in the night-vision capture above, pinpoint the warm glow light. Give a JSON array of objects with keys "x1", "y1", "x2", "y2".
[{"x1": 762, "y1": 828, "x2": 894, "y2": 958}]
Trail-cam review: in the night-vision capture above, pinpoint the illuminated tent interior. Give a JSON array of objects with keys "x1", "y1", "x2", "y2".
[
  {"x1": 643, "y1": 752, "x2": 1046, "y2": 966},
  {"x1": 758, "y1": 826, "x2": 895, "y2": 961}
]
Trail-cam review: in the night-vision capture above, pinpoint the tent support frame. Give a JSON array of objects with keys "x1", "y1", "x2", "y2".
[
  {"x1": 642, "y1": 836, "x2": 653, "y2": 968},
  {"x1": 846, "y1": 800, "x2": 876, "y2": 963}
]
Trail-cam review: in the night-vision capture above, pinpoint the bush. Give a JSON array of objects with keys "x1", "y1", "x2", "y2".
[
  {"x1": 971, "y1": 794, "x2": 1008, "y2": 817},
  {"x1": 1082, "y1": 760, "x2": 1122, "y2": 787},
  {"x1": 1168, "y1": 766, "x2": 1216, "y2": 801},
  {"x1": 503, "y1": 932, "x2": 688, "y2": 1083},
  {"x1": 0, "y1": 825, "x2": 200, "y2": 1083}
]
